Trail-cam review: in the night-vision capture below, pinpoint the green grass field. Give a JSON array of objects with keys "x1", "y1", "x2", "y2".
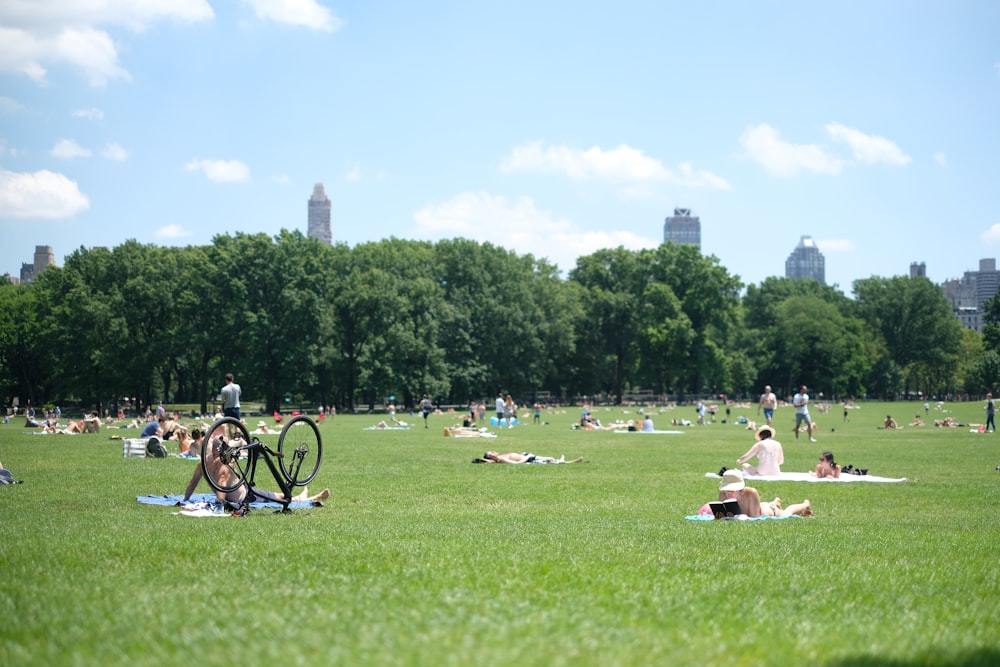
[{"x1": 1, "y1": 400, "x2": 998, "y2": 666}]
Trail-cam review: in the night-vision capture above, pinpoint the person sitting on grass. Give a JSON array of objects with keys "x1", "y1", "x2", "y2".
[
  {"x1": 181, "y1": 428, "x2": 329, "y2": 507},
  {"x1": 736, "y1": 425, "x2": 784, "y2": 477},
  {"x1": 473, "y1": 450, "x2": 584, "y2": 464},
  {"x1": 715, "y1": 468, "x2": 812, "y2": 518},
  {"x1": 814, "y1": 451, "x2": 841, "y2": 479},
  {"x1": 883, "y1": 414, "x2": 901, "y2": 430}
]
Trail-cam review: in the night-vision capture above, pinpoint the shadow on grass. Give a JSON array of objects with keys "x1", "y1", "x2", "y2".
[{"x1": 827, "y1": 647, "x2": 1000, "y2": 667}]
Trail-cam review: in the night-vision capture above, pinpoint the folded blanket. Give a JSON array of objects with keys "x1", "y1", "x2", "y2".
[
  {"x1": 136, "y1": 493, "x2": 321, "y2": 509},
  {"x1": 705, "y1": 471, "x2": 908, "y2": 483}
]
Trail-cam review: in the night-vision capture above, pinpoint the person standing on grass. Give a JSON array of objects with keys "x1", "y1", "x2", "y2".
[
  {"x1": 420, "y1": 394, "x2": 434, "y2": 429},
  {"x1": 985, "y1": 393, "x2": 996, "y2": 433},
  {"x1": 792, "y1": 385, "x2": 816, "y2": 442},
  {"x1": 221, "y1": 373, "x2": 241, "y2": 420},
  {"x1": 757, "y1": 385, "x2": 777, "y2": 425}
]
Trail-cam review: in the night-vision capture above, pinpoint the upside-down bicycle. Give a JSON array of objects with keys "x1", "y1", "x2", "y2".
[{"x1": 199, "y1": 414, "x2": 323, "y2": 514}]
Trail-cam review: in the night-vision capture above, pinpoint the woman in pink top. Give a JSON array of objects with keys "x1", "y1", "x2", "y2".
[{"x1": 735, "y1": 425, "x2": 784, "y2": 476}]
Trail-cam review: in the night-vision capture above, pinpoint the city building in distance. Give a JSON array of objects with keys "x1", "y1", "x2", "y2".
[
  {"x1": 663, "y1": 208, "x2": 700, "y2": 248},
  {"x1": 307, "y1": 183, "x2": 332, "y2": 244},
  {"x1": 942, "y1": 258, "x2": 1000, "y2": 332},
  {"x1": 785, "y1": 235, "x2": 825, "y2": 285},
  {"x1": 10, "y1": 245, "x2": 56, "y2": 284}
]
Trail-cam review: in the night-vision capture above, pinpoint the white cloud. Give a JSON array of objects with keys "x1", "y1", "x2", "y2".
[
  {"x1": 825, "y1": 123, "x2": 911, "y2": 166},
  {"x1": 346, "y1": 165, "x2": 361, "y2": 182},
  {"x1": 982, "y1": 224, "x2": 1000, "y2": 244},
  {"x1": 933, "y1": 152, "x2": 948, "y2": 167},
  {"x1": 414, "y1": 191, "x2": 659, "y2": 273},
  {"x1": 243, "y1": 0, "x2": 343, "y2": 31},
  {"x1": 0, "y1": 96, "x2": 23, "y2": 114},
  {"x1": 73, "y1": 107, "x2": 104, "y2": 121},
  {"x1": 185, "y1": 158, "x2": 251, "y2": 182},
  {"x1": 271, "y1": 174, "x2": 290, "y2": 184},
  {"x1": 0, "y1": 168, "x2": 89, "y2": 219},
  {"x1": 815, "y1": 238, "x2": 855, "y2": 253},
  {"x1": 102, "y1": 142, "x2": 128, "y2": 161},
  {"x1": 0, "y1": 1, "x2": 214, "y2": 86},
  {"x1": 501, "y1": 142, "x2": 731, "y2": 190},
  {"x1": 739, "y1": 124, "x2": 843, "y2": 177},
  {"x1": 51, "y1": 138, "x2": 91, "y2": 159},
  {"x1": 155, "y1": 224, "x2": 192, "y2": 239}
]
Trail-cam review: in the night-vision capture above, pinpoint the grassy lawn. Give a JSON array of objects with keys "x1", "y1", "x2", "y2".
[{"x1": 1, "y1": 399, "x2": 998, "y2": 666}]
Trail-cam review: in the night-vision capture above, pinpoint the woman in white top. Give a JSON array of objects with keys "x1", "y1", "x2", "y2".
[{"x1": 736, "y1": 424, "x2": 784, "y2": 477}]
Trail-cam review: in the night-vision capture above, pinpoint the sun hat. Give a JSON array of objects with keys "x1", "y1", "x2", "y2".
[
  {"x1": 756, "y1": 424, "x2": 775, "y2": 440},
  {"x1": 719, "y1": 468, "x2": 745, "y2": 491},
  {"x1": 257, "y1": 421, "x2": 267, "y2": 427}
]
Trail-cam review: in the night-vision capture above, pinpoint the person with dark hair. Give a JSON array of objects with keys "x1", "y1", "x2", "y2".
[
  {"x1": 420, "y1": 394, "x2": 434, "y2": 429},
  {"x1": 985, "y1": 393, "x2": 995, "y2": 433},
  {"x1": 221, "y1": 373, "x2": 241, "y2": 420},
  {"x1": 736, "y1": 425, "x2": 784, "y2": 476},
  {"x1": 815, "y1": 451, "x2": 841, "y2": 479}
]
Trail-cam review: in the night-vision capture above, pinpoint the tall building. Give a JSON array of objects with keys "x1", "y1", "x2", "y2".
[
  {"x1": 910, "y1": 261, "x2": 926, "y2": 278},
  {"x1": 663, "y1": 208, "x2": 700, "y2": 248},
  {"x1": 18, "y1": 245, "x2": 55, "y2": 284},
  {"x1": 785, "y1": 236, "x2": 825, "y2": 284},
  {"x1": 307, "y1": 183, "x2": 332, "y2": 244},
  {"x1": 943, "y1": 258, "x2": 1000, "y2": 332}
]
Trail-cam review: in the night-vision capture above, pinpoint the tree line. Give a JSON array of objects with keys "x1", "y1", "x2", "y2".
[{"x1": 1, "y1": 230, "x2": 991, "y2": 415}]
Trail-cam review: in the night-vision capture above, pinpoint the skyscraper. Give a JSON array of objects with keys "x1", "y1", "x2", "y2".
[
  {"x1": 663, "y1": 208, "x2": 701, "y2": 248},
  {"x1": 785, "y1": 236, "x2": 825, "y2": 284},
  {"x1": 307, "y1": 183, "x2": 332, "y2": 244}
]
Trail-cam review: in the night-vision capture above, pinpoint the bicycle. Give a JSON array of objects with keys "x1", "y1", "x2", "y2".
[{"x1": 199, "y1": 414, "x2": 323, "y2": 514}]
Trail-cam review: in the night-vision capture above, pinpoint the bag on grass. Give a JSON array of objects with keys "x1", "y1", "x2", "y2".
[{"x1": 146, "y1": 436, "x2": 168, "y2": 458}]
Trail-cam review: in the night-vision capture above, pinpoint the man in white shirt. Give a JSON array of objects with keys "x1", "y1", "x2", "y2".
[
  {"x1": 221, "y1": 373, "x2": 242, "y2": 420},
  {"x1": 792, "y1": 385, "x2": 816, "y2": 442}
]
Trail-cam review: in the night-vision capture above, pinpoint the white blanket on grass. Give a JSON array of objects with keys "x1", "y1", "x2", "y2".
[{"x1": 706, "y1": 471, "x2": 908, "y2": 483}]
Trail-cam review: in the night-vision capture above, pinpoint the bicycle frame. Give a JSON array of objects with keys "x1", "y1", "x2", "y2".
[{"x1": 224, "y1": 438, "x2": 307, "y2": 513}]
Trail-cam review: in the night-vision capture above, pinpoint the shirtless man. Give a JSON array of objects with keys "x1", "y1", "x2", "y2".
[
  {"x1": 757, "y1": 385, "x2": 777, "y2": 425},
  {"x1": 718, "y1": 469, "x2": 811, "y2": 518}
]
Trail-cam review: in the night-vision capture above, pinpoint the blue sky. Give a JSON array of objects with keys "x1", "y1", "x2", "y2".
[{"x1": 1, "y1": 1, "x2": 998, "y2": 293}]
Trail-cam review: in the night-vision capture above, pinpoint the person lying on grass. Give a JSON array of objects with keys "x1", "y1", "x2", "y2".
[
  {"x1": 814, "y1": 451, "x2": 841, "y2": 479},
  {"x1": 714, "y1": 468, "x2": 812, "y2": 518},
  {"x1": 182, "y1": 428, "x2": 328, "y2": 507},
  {"x1": 473, "y1": 451, "x2": 584, "y2": 464}
]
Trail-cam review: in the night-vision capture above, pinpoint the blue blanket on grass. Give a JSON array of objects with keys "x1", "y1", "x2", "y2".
[{"x1": 136, "y1": 493, "x2": 320, "y2": 509}]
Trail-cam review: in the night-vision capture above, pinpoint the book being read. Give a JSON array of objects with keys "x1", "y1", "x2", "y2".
[{"x1": 709, "y1": 499, "x2": 742, "y2": 519}]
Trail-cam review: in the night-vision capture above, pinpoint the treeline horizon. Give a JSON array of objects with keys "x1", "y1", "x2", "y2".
[{"x1": 2, "y1": 229, "x2": 997, "y2": 415}]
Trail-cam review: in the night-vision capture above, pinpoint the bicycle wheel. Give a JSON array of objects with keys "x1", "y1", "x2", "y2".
[
  {"x1": 277, "y1": 415, "x2": 322, "y2": 486},
  {"x1": 200, "y1": 416, "x2": 252, "y2": 493}
]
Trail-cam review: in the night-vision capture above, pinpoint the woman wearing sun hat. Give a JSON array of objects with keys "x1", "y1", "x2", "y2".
[
  {"x1": 717, "y1": 468, "x2": 812, "y2": 518},
  {"x1": 735, "y1": 424, "x2": 785, "y2": 477}
]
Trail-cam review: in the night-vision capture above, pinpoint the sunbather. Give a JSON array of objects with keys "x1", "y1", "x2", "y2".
[
  {"x1": 716, "y1": 469, "x2": 811, "y2": 518},
  {"x1": 474, "y1": 450, "x2": 584, "y2": 464},
  {"x1": 814, "y1": 451, "x2": 841, "y2": 478},
  {"x1": 736, "y1": 425, "x2": 784, "y2": 476},
  {"x1": 182, "y1": 430, "x2": 328, "y2": 506}
]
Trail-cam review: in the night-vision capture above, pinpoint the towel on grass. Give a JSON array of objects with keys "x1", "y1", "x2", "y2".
[
  {"x1": 704, "y1": 471, "x2": 908, "y2": 483},
  {"x1": 613, "y1": 429, "x2": 685, "y2": 435},
  {"x1": 136, "y1": 493, "x2": 321, "y2": 509},
  {"x1": 685, "y1": 514, "x2": 801, "y2": 521},
  {"x1": 362, "y1": 426, "x2": 410, "y2": 431}
]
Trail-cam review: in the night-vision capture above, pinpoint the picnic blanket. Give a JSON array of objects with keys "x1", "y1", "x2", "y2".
[
  {"x1": 686, "y1": 514, "x2": 801, "y2": 521},
  {"x1": 705, "y1": 471, "x2": 908, "y2": 483},
  {"x1": 613, "y1": 429, "x2": 684, "y2": 435},
  {"x1": 136, "y1": 493, "x2": 322, "y2": 510},
  {"x1": 362, "y1": 426, "x2": 410, "y2": 431}
]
